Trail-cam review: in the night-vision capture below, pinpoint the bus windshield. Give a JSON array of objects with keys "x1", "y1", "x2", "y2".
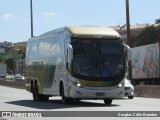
[{"x1": 71, "y1": 37, "x2": 125, "y2": 81}]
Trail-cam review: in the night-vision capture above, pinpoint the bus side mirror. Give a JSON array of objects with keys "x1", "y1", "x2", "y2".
[
  {"x1": 67, "y1": 44, "x2": 73, "y2": 64},
  {"x1": 123, "y1": 44, "x2": 132, "y2": 61},
  {"x1": 67, "y1": 44, "x2": 73, "y2": 72}
]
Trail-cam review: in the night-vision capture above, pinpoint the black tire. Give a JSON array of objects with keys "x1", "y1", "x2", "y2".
[
  {"x1": 62, "y1": 97, "x2": 74, "y2": 104},
  {"x1": 74, "y1": 99, "x2": 81, "y2": 102},
  {"x1": 60, "y1": 83, "x2": 73, "y2": 104},
  {"x1": 104, "y1": 99, "x2": 112, "y2": 106},
  {"x1": 39, "y1": 94, "x2": 49, "y2": 101},
  {"x1": 32, "y1": 82, "x2": 39, "y2": 101},
  {"x1": 32, "y1": 82, "x2": 49, "y2": 101},
  {"x1": 128, "y1": 96, "x2": 134, "y2": 99},
  {"x1": 31, "y1": 81, "x2": 33, "y2": 93}
]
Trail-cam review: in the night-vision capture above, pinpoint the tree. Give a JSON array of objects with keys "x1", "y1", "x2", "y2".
[
  {"x1": 0, "y1": 57, "x2": 2, "y2": 63},
  {"x1": 17, "y1": 45, "x2": 26, "y2": 59},
  {"x1": 5, "y1": 58, "x2": 14, "y2": 73},
  {"x1": 131, "y1": 25, "x2": 160, "y2": 47},
  {"x1": 155, "y1": 18, "x2": 160, "y2": 24}
]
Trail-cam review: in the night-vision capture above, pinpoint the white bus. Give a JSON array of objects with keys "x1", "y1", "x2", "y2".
[{"x1": 25, "y1": 26, "x2": 131, "y2": 105}]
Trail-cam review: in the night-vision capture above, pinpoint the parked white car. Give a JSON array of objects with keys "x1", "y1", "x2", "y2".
[
  {"x1": 0, "y1": 75, "x2": 5, "y2": 80},
  {"x1": 124, "y1": 78, "x2": 134, "y2": 99},
  {"x1": 13, "y1": 74, "x2": 25, "y2": 82}
]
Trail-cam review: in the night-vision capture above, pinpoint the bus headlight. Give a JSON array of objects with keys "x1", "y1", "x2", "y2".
[
  {"x1": 71, "y1": 78, "x2": 81, "y2": 87},
  {"x1": 73, "y1": 82, "x2": 81, "y2": 87},
  {"x1": 118, "y1": 83, "x2": 122, "y2": 88},
  {"x1": 76, "y1": 83, "x2": 81, "y2": 87}
]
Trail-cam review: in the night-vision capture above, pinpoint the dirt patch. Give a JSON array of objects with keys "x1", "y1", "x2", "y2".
[
  {"x1": 0, "y1": 80, "x2": 25, "y2": 89},
  {"x1": 0, "y1": 118, "x2": 8, "y2": 120}
]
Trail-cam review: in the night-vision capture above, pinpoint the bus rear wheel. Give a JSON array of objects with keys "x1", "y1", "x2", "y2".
[
  {"x1": 32, "y1": 82, "x2": 49, "y2": 101},
  {"x1": 32, "y1": 82, "x2": 39, "y2": 101},
  {"x1": 104, "y1": 99, "x2": 112, "y2": 106}
]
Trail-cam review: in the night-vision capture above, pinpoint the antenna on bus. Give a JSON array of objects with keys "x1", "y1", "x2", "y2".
[{"x1": 30, "y1": 0, "x2": 34, "y2": 37}]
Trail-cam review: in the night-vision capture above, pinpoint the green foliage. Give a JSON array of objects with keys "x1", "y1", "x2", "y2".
[
  {"x1": 5, "y1": 58, "x2": 14, "y2": 70},
  {"x1": 131, "y1": 25, "x2": 160, "y2": 47},
  {"x1": 155, "y1": 18, "x2": 160, "y2": 24},
  {"x1": 17, "y1": 45, "x2": 26, "y2": 59},
  {"x1": 0, "y1": 44, "x2": 26, "y2": 74},
  {"x1": 0, "y1": 56, "x2": 5, "y2": 63}
]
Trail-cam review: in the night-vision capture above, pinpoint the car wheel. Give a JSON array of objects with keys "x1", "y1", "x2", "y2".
[{"x1": 128, "y1": 96, "x2": 134, "y2": 99}]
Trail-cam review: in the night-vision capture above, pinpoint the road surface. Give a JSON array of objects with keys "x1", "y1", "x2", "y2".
[{"x1": 0, "y1": 85, "x2": 160, "y2": 120}]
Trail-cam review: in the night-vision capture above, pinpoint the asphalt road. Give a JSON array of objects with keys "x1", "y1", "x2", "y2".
[{"x1": 0, "y1": 85, "x2": 160, "y2": 120}]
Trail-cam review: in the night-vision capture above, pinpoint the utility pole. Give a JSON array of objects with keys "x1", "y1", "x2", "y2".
[
  {"x1": 30, "y1": 0, "x2": 34, "y2": 37},
  {"x1": 12, "y1": 48, "x2": 15, "y2": 75},
  {"x1": 125, "y1": 0, "x2": 132, "y2": 80},
  {"x1": 126, "y1": 0, "x2": 131, "y2": 47}
]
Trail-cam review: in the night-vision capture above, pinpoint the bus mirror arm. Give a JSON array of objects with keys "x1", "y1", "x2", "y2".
[{"x1": 123, "y1": 44, "x2": 132, "y2": 61}]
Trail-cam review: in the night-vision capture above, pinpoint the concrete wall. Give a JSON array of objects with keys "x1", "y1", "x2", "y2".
[{"x1": 134, "y1": 85, "x2": 160, "y2": 98}]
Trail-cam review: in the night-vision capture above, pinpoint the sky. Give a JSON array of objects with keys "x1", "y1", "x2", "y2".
[{"x1": 0, "y1": 0, "x2": 160, "y2": 43}]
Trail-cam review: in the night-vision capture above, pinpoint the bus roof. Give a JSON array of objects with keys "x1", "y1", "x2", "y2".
[
  {"x1": 29, "y1": 26, "x2": 121, "y2": 41},
  {"x1": 65, "y1": 26, "x2": 121, "y2": 39}
]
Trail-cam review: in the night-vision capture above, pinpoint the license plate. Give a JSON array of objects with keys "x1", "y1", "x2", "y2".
[{"x1": 96, "y1": 93, "x2": 105, "y2": 96}]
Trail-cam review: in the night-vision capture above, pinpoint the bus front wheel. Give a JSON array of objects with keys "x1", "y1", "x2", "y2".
[
  {"x1": 104, "y1": 99, "x2": 112, "y2": 106},
  {"x1": 60, "y1": 83, "x2": 73, "y2": 104}
]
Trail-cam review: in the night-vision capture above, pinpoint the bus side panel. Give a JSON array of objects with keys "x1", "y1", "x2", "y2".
[
  {"x1": 53, "y1": 33, "x2": 69, "y2": 96},
  {"x1": 26, "y1": 36, "x2": 58, "y2": 94},
  {"x1": 42, "y1": 33, "x2": 68, "y2": 96},
  {"x1": 38, "y1": 36, "x2": 57, "y2": 95}
]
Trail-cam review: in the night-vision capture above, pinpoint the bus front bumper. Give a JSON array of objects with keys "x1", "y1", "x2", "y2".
[{"x1": 68, "y1": 86, "x2": 124, "y2": 99}]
